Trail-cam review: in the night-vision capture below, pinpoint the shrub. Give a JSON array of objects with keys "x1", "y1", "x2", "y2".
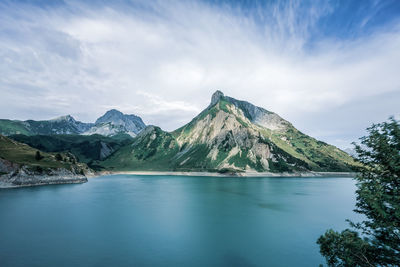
[{"x1": 35, "y1": 151, "x2": 44, "y2": 161}]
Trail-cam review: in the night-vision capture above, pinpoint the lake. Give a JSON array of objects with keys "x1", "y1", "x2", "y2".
[{"x1": 0, "y1": 175, "x2": 361, "y2": 266}]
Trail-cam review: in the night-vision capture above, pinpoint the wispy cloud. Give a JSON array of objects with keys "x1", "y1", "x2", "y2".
[
  {"x1": 0, "y1": 0, "x2": 399, "y2": 148},
  {"x1": 135, "y1": 91, "x2": 201, "y2": 114}
]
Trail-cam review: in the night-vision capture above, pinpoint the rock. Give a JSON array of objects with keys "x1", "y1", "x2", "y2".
[
  {"x1": 0, "y1": 158, "x2": 88, "y2": 188},
  {"x1": 210, "y1": 90, "x2": 224, "y2": 107},
  {"x1": 0, "y1": 166, "x2": 88, "y2": 188}
]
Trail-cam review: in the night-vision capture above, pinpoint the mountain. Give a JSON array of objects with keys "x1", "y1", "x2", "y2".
[
  {"x1": 101, "y1": 91, "x2": 357, "y2": 173},
  {"x1": 83, "y1": 109, "x2": 146, "y2": 137},
  {"x1": 0, "y1": 110, "x2": 146, "y2": 137},
  {"x1": 0, "y1": 115, "x2": 93, "y2": 136}
]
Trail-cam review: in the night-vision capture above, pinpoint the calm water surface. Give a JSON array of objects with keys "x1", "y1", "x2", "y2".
[{"x1": 0, "y1": 175, "x2": 361, "y2": 267}]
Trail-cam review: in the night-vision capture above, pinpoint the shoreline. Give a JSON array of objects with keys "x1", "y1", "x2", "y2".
[
  {"x1": 0, "y1": 171, "x2": 356, "y2": 188},
  {"x1": 96, "y1": 170, "x2": 357, "y2": 178},
  {"x1": 0, "y1": 174, "x2": 88, "y2": 189},
  {"x1": 0, "y1": 178, "x2": 87, "y2": 189}
]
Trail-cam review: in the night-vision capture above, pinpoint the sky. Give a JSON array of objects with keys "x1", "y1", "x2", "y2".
[{"x1": 0, "y1": 0, "x2": 399, "y2": 149}]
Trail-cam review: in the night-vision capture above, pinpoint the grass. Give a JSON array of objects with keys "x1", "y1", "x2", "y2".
[
  {"x1": 227, "y1": 150, "x2": 252, "y2": 170},
  {"x1": 260, "y1": 126, "x2": 358, "y2": 172},
  {"x1": 100, "y1": 127, "x2": 181, "y2": 171},
  {"x1": 9, "y1": 134, "x2": 133, "y2": 167},
  {"x1": 0, "y1": 135, "x2": 81, "y2": 170}
]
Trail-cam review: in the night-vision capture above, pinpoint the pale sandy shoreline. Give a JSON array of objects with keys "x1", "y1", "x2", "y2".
[{"x1": 94, "y1": 170, "x2": 357, "y2": 178}]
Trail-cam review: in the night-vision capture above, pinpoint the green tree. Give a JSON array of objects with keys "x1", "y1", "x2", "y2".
[
  {"x1": 55, "y1": 153, "x2": 63, "y2": 161},
  {"x1": 35, "y1": 151, "x2": 43, "y2": 161},
  {"x1": 317, "y1": 117, "x2": 400, "y2": 266}
]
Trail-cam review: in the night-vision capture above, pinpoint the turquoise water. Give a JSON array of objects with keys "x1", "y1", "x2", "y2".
[{"x1": 0, "y1": 175, "x2": 360, "y2": 266}]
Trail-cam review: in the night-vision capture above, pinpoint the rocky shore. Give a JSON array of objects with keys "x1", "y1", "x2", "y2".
[
  {"x1": 0, "y1": 158, "x2": 88, "y2": 188},
  {"x1": 0, "y1": 170, "x2": 87, "y2": 188}
]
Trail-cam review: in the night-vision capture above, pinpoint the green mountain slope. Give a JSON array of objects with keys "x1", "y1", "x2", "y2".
[
  {"x1": 0, "y1": 116, "x2": 93, "y2": 136},
  {"x1": 101, "y1": 91, "x2": 357, "y2": 173},
  {"x1": 9, "y1": 134, "x2": 133, "y2": 169},
  {"x1": 0, "y1": 135, "x2": 89, "y2": 174},
  {"x1": 0, "y1": 120, "x2": 32, "y2": 135},
  {"x1": 100, "y1": 126, "x2": 180, "y2": 171}
]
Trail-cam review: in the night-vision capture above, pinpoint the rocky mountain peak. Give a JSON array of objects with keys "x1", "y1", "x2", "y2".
[
  {"x1": 210, "y1": 90, "x2": 224, "y2": 106},
  {"x1": 105, "y1": 109, "x2": 123, "y2": 116},
  {"x1": 95, "y1": 109, "x2": 144, "y2": 126},
  {"x1": 207, "y1": 90, "x2": 289, "y2": 131},
  {"x1": 85, "y1": 109, "x2": 146, "y2": 137},
  {"x1": 51, "y1": 115, "x2": 76, "y2": 123},
  {"x1": 95, "y1": 109, "x2": 124, "y2": 125}
]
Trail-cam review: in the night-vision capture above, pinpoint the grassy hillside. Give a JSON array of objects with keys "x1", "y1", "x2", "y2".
[
  {"x1": 99, "y1": 126, "x2": 181, "y2": 171},
  {"x1": 260, "y1": 126, "x2": 356, "y2": 172},
  {"x1": 9, "y1": 133, "x2": 133, "y2": 169},
  {"x1": 0, "y1": 135, "x2": 88, "y2": 173}
]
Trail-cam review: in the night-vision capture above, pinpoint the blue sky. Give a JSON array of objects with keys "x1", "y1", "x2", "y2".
[{"x1": 0, "y1": 0, "x2": 399, "y2": 149}]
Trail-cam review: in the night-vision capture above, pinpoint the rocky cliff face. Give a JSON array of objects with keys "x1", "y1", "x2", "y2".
[
  {"x1": 0, "y1": 158, "x2": 88, "y2": 188},
  {"x1": 213, "y1": 91, "x2": 290, "y2": 131},
  {"x1": 175, "y1": 99, "x2": 271, "y2": 171},
  {"x1": 170, "y1": 91, "x2": 307, "y2": 172}
]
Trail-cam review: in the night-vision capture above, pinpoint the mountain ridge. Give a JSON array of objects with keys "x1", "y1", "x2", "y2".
[
  {"x1": 0, "y1": 109, "x2": 146, "y2": 137},
  {"x1": 101, "y1": 91, "x2": 357, "y2": 173}
]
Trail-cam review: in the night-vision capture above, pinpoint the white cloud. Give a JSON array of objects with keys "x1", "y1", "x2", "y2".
[
  {"x1": 135, "y1": 91, "x2": 201, "y2": 114},
  {"x1": 0, "y1": 0, "x2": 399, "y2": 148}
]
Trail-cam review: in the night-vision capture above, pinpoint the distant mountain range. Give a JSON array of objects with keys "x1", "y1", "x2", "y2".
[
  {"x1": 0, "y1": 91, "x2": 358, "y2": 174},
  {"x1": 0, "y1": 109, "x2": 146, "y2": 137}
]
